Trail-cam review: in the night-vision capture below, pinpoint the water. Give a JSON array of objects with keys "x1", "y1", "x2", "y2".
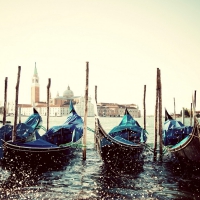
[{"x1": 0, "y1": 116, "x2": 200, "y2": 199}]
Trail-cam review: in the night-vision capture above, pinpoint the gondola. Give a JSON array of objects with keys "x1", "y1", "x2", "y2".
[
  {"x1": 95, "y1": 107, "x2": 148, "y2": 170},
  {"x1": 0, "y1": 108, "x2": 43, "y2": 159},
  {"x1": 2, "y1": 101, "x2": 83, "y2": 170},
  {"x1": 162, "y1": 108, "x2": 200, "y2": 166}
]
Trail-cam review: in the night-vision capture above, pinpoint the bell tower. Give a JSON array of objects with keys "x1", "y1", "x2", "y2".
[{"x1": 31, "y1": 62, "x2": 40, "y2": 105}]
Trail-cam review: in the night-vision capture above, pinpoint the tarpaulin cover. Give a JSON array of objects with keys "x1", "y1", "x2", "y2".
[
  {"x1": 24, "y1": 108, "x2": 42, "y2": 130},
  {"x1": 18, "y1": 138, "x2": 57, "y2": 148},
  {"x1": 0, "y1": 108, "x2": 42, "y2": 142},
  {"x1": 163, "y1": 119, "x2": 184, "y2": 130},
  {"x1": 0, "y1": 108, "x2": 42, "y2": 158},
  {"x1": 108, "y1": 108, "x2": 147, "y2": 143},
  {"x1": 41, "y1": 101, "x2": 83, "y2": 146},
  {"x1": 162, "y1": 119, "x2": 193, "y2": 146}
]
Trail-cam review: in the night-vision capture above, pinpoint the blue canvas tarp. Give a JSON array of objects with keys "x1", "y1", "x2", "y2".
[
  {"x1": 24, "y1": 108, "x2": 42, "y2": 130},
  {"x1": 0, "y1": 108, "x2": 42, "y2": 159},
  {"x1": 18, "y1": 138, "x2": 57, "y2": 148},
  {"x1": 1, "y1": 108, "x2": 42, "y2": 142},
  {"x1": 163, "y1": 119, "x2": 184, "y2": 130},
  {"x1": 41, "y1": 101, "x2": 83, "y2": 146},
  {"x1": 108, "y1": 109, "x2": 147, "y2": 143},
  {"x1": 162, "y1": 119, "x2": 193, "y2": 146}
]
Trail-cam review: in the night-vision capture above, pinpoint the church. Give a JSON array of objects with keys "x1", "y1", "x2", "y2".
[
  {"x1": 19, "y1": 63, "x2": 94, "y2": 117},
  {"x1": 4, "y1": 63, "x2": 140, "y2": 118}
]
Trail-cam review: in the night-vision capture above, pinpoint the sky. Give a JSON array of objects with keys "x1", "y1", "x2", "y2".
[{"x1": 0, "y1": 0, "x2": 200, "y2": 115}]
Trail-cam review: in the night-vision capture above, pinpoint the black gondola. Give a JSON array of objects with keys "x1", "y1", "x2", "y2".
[
  {"x1": 95, "y1": 107, "x2": 148, "y2": 170},
  {"x1": 163, "y1": 108, "x2": 200, "y2": 166},
  {"x1": 0, "y1": 108, "x2": 42, "y2": 160},
  {"x1": 2, "y1": 101, "x2": 83, "y2": 170}
]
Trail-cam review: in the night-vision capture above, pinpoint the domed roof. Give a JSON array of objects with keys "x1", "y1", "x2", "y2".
[{"x1": 63, "y1": 86, "x2": 74, "y2": 98}]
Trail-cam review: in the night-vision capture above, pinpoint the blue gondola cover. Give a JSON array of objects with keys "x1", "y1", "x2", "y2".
[
  {"x1": 162, "y1": 119, "x2": 193, "y2": 146},
  {"x1": 108, "y1": 109, "x2": 147, "y2": 143}
]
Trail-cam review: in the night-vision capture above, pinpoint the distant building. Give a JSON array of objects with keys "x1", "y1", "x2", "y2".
[
  {"x1": 19, "y1": 63, "x2": 94, "y2": 117},
  {"x1": 97, "y1": 102, "x2": 141, "y2": 118},
  {"x1": 2, "y1": 63, "x2": 141, "y2": 118}
]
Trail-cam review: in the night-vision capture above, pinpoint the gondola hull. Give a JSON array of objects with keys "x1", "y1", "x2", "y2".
[
  {"x1": 0, "y1": 108, "x2": 43, "y2": 160},
  {"x1": 168, "y1": 126, "x2": 200, "y2": 165},
  {"x1": 2, "y1": 139, "x2": 82, "y2": 170},
  {"x1": 99, "y1": 143, "x2": 144, "y2": 169},
  {"x1": 2, "y1": 101, "x2": 83, "y2": 171},
  {"x1": 163, "y1": 108, "x2": 200, "y2": 166},
  {"x1": 95, "y1": 117, "x2": 146, "y2": 170}
]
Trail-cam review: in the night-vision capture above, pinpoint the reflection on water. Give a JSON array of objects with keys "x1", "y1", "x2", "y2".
[
  {"x1": 0, "y1": 116, "x2": 200, "y2": 199},
  {"x1": 1, "y1": 148, "x2": 200, "y2": 199}
]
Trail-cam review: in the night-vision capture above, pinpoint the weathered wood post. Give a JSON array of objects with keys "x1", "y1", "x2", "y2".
[
  {"x1": 190, "y1": 103, "x2": 192, "y2": 126},
  {"x1": 94, "y1": 85, "x2": 97, "y2": 149},
  {"x1": 12, "y1": 66, "x2": 21, "y2": 142},
  {"x1": 154, "y1": 104, "x2": 158, "y2": 161},
  {"x1": 194, "y1": 90, "x2": 196, "y2": 117},
  {"x1": 154, "y1": 68, "x2": 162, "y2": 161},
  {"x1": 154, "y1": 69, "x2": 159, "y2": 161},
  {"x1": 143, "y1": 85, "x2": 146, "y2": 130},
  {"x1": 192, "y1": 94, "x2": 196, "y2": 118},
  {"x1": 174, "y1": 98, "x2": 176, "y2": 120},
  {"x1": 182, "y1": 107, "x2": 185, "y2": 125},
  {"x1": 3, "y1": 77, "x2": 8, "y2": 125},
  {"x1": 158, "y1": 69, "x2": 162, "y2": 160},
  {"x1": 47, "y1": 78, "x2": 51, "y2": 131},
  {"x1": 83, "y1": 61, "x2": 89, "y2": 160},
  {"x1": 18, "y1": 106, "x2": 21, "y2": 123}
]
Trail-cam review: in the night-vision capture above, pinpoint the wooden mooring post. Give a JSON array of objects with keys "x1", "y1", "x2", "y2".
[
  {"x1": 158, "y1": 69, "x2": 162, "y2": 160},
  {"x1": 47, "y1": 78, "x2": 51, "y2": 131},
  {"x1": 192, "y1": 92, "x2": 196, "y2": 118},
  {"x1": 153, "y1": 103, "x2": 158, "y2": 161},
  {"x1": 94, "y1": 85, "x2": 97, "y2": 149},
  {"x1": 194, "y1": 90, "x2": 196, "y2": 117},
  {"x1": 143, "y1": 85, "x2": 146, "y2": 130},
  {"x1": 190, "y1": 103, "x2": 192, "y2": 126},
  {"x1": 18, "y1": 106, "x2": 21, "y2": 123},
  {"x1": 82, "y1": 62, "x2": 89, "y2": 160},
  {"x1": 154, "y1": 69, "x2": 159, "y2": 161},
  {"x1": 153, "y1": 68, "x2": 162, "y2": 161},
  {"x1": 12, "y1": 66, "x2": 21, "y2": 142},
  {"x1": 182, "y1": 107, "x2": 185, "y2": 125},
  {"x1": 3, "y1": 77, "x2": 8, "y2": 125},
  {"x1": 174, "y1": 98, "x2": 176, "y2": 120}
]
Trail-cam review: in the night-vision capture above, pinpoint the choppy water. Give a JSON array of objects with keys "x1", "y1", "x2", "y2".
[{"x1": 0, "y1": 116, "x2": 200, "y2": 200}]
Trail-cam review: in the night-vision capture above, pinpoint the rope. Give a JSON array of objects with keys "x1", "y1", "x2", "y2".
[
  {"x1": 142, "y1": 143, "x2": 168, "y2": 154},
  {"x1": 86, "y1": 127, "x2": 169, "y2": 156},
  {"x1": 86, "y1": 127, "x2": 168, "y2": 154},
  {"x1": 37, "y1": 125, "x2": 47, "y2": 131},
  {"x1": 87, "y1": 127, "x2": 95, "y2": 133},
  {"x1": 59, "y1": 143, "x2": 86, "y2": 148}
]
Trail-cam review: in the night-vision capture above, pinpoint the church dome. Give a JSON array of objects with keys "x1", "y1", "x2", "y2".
[{"x1": 63, "y1": 86, "x2": 74, "y2": 98}]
